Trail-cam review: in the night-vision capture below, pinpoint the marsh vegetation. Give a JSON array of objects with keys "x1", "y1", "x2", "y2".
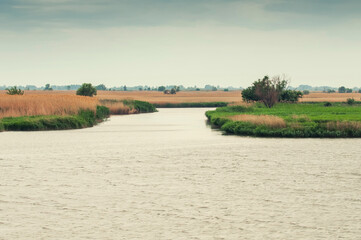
[{"x1": 206, "y1": 102, "x2": 361, "y2": 138}]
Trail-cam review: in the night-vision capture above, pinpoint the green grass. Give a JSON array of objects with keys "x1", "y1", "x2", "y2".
[
  {"x1": 123, "y1": 100, "x2": 157, "y2": 113},
  {"x1": 153, "y1": 102, "x2": 228, "y2": 108},
  {"x1": 0, "y1": 105, "x2": 110, "y2": 131},
  {"x1": 100, "y1": 99, "x2": 157, "y2": 113},
  {"x1": 206, "y1": 102, "x2": 361, "y2": 138}
]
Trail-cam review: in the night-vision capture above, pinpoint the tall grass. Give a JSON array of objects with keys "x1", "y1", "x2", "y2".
[
  {"x1": 228, "y1": 114, "x2": 286, "y2": 128},
  {"x1": 0, "y1": 95, "x2": 98, "y2": 118}
]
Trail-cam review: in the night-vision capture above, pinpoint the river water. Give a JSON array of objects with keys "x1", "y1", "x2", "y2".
[{"x1": 1, "y1": 108, "x2": 360, "y2": 239}]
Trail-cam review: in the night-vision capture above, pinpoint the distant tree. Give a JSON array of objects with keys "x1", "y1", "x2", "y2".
[
  {"x1": 95, "y1": 84, "x2": 107, "y2": 91},
  {"x1": 163, "y1": 89, "x2": 170, "y2": 94},
  {"x1": 123, "y1": 85, "x2": 127, "y2": 91},
  {"x1": 338, "y1": 86, "x2": 346, "y2": 93},
  {"x1": 66, "y1": 85, "x2": 71, "y2": 91},
  {"x1": 44, "y1": 84, "x2": 53, "y2": 91},
  {"x1": 328, "y1": 89, "x2": 336, "y2": 93},
  {"x1": 303, "y1": 90, "x2": 310, "y2": 95},
  {"x1": 6, "y1": 86, "x2": 24, "y2": 95},
  {"x1": 212, "y1": 87, "x2": 217, "y2": 91},
  {"x1": 170, "y1": 88, "x2": 176, "y2": 94},
  {"x1": 224, "y1": 88, "x2": 229, "y2": 92},
  {"x1": 175, "y1": 86, "x2": 180, "y2": 92},
  {"x1": 346, "y1": 88, "x2": 353, "y2": 93},
  {"x1": 358, "y1": 89, "x2": 361, "y2": 93},
  {"x1": 76, "y1": 83, "x2": 97, "y2": 97},
  {"x1": 196, "y1": 88, "x2": 200, "y2": 91},
  {"x1": 158, "y1": 86, "x2": 166, "y2": 92},
  {"x1": 138, "y1": 87, "x2": 143, "y2": 91}
]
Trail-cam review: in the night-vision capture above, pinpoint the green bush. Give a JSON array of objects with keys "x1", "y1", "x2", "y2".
[
  {"x1": 6, "y1": 86, "x2": 24, "y2": 95},
  {"x1": 324, "y1": 102, "x2": 332, "y2": 107},
  {"x1": 280, "y1": 90, "x2": 303, "y2": 102},
  {"x1": 76, "y1": 83, "x2": 97, "y2": 97},
  {"x1": 96, "y1": 105, "x2": 110, "y2": 119},
  {"x1": 347, "y1": 98, "x2": 355, "y2": 105}
]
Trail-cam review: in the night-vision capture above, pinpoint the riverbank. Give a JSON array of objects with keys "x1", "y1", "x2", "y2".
[
  {"x1": 206, "y1": 102, "x2": 361, "y2": 138},
  {"x1": 0, "y1": 94, "x2": 157, "y2": 131},
  {"x1": 0, "y1": 106, "x2": 110, "y2": 131}
]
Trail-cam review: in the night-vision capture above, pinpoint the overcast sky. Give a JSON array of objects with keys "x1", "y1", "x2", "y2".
[{"x1": 1, "y1": 0, "x2": 360, "y2": 88}]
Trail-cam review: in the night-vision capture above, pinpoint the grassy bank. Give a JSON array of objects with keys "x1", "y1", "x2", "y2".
[
  {"x1": 100, "y1": 99, "x2": 157, "y2": 114},
  {"x1": 0, "y1": 106, "x2": 109, "y2": 131},
  {"x1": 0, "y1": 94, "x2": 157, "y2": 132},
  {"x1": 153, "y1": 102, "x2": 228, "y2": 108},
  {"x1": 206, "y1": 103, "x2": 361, "y2": 138}
]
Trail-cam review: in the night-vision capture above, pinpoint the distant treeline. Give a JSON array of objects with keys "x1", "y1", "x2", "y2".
[
  {"x1": 2, "y1": 84, "x2": 361, "y2": 93},
  {"x1": 0, "y1": 84, "x2": 241, "y2": 92}
]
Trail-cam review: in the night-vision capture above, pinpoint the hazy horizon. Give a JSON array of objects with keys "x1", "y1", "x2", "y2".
[{"x1": 1, "y1": 0, "x2": 360, "y2": 87}]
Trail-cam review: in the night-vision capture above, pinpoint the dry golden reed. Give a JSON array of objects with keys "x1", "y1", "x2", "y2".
[
  {"x1": 97, "y1": 90, "x2": 243, "y2": 104},
  {"x1": 229, "y1": 114, "x2": 286, "y2": 128},
  {"x1": 101, "y1": 101, "x2": 136, "y2": 115},
  {"x1": 300, "y1": 92, "x2": 361, "y2": 103},
  {"x1": 0, "y1": 94, "x2": 98, "y2": 118},
  {"x1": 326, "y1": 121, "x2": 361, "y2": 131}
]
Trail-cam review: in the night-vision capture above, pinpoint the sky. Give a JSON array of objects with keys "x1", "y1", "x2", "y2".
[{"x1": 0, "y1": 0, "x2": 360, "y2": 88}]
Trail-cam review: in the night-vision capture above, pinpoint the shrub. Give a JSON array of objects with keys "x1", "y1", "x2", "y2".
[
  {"x1": 170, "y1": 88, "x2": 176, "y2": 94},
  {"x1": 324, "y1": 102, "x2": 332, "y2": 107},
  {"x1": 76, "y1": 83, "x2": 97, "y2": 97},
  {"x1": 347, "y1": 98, "x2": 355, "y2": 105},
  {"x1": 6, "y1": 86, "x2": 24, "y2": 95},
  {"x1": 241, "y1": 86, "x2": 260, "y2": 102},
  {"x1": 280, "y1": 90, "x2": 303, "y2": 102}
]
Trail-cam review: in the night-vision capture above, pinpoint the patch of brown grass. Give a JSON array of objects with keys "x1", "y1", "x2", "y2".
[
  {"x1": 97, "y1": 90, "x2": 242, "y2": 104},
  {"x1": 228, "y1": 114, "x2": 286, "y2": 128},
  {"x1": 101, "y1": 101, "x2": 136, "y2": 115},
  {"x1": 301, "y1": 92, "x2": 361, "y2": 102},
  {"x1": 326, "y1": 121, "x2": 361, "y2": 131},
  {"x1": 0, "y1": 94, "x2": 98, "y2": 118}
]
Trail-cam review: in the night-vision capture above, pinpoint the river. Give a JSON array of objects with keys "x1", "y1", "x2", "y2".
[{"x1": 1, "y1": 108, "x2": 360, "y2": 239}]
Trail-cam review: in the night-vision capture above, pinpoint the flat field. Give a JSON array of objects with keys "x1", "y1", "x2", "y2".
[{"x1": 2, "y1": 90, "x2": 360, "y2": 103}]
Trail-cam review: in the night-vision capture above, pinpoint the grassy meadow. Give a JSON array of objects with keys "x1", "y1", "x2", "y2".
[{"x1": 206, "y1": 102, "x2": 361, "y2": 138}]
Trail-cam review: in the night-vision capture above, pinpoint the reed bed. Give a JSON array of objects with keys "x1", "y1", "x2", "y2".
[
  {"x1": 228, "y1": 114, "x2": 286, "y2": 128},
  {"x1": 0, "y1": 95, "x2": 98, "y2": 118},
  {"x1": 101, "y1": 101, "x2": 136, "y2": 115},
  {"x1": 300, "y1": 92, "x2": 361, "y2": 102},
  {"x1": 97, "y1": 90, "x2": 242, "y2": 104}
]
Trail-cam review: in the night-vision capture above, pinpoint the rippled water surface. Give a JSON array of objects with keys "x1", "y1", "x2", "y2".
[{"x1": 1, "y1": 108, "x2": 361, "y2": 239}]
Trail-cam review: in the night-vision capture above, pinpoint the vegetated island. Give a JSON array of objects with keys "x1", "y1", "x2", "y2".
[
  {"x1": 206, "y1": 102, "x2": 361, "y2": 138},
  {"x1": 0, "y1": 84, "x2": 157, "y2": 132},
  {"x1": 207, "y1": 76, "x2": 361, "y2": 138}
]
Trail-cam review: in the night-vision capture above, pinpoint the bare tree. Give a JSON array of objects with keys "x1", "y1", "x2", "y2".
[{"x1": 254, "y1": 75, "x2": 288, "y2": 108}]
